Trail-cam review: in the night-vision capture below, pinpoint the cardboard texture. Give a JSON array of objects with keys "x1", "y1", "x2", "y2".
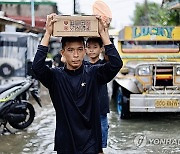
[{"x1": 53, "y1": 15, "x2": 99, "y2": 37}]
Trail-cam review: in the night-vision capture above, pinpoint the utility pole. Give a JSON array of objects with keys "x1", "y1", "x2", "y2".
[
  {"x1": 73, "y1": 0, "x2": 79, "y2": 14},
  {"x1": 31, "y1": 0, "x2": 35, "y2": 27},
  {"x1": 73, "y1": 0, "x2": 76, "y2": 14}
]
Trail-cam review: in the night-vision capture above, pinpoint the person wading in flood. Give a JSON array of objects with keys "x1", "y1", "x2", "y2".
[
  {"x1": 86, "y1": 37, "x2": 110, "y2": 154},
  {"x1": 32, "y1": 13, "x2": 123, "y2": 154}
]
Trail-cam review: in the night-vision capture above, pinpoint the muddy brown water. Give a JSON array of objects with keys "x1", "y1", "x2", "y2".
[{"x1": 1, "y1": 85, "x2": 180, "y2": 154}]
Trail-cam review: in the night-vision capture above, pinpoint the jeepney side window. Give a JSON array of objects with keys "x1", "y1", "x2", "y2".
[
  {"x1": 122, "y1": 41, "x2": 136, "y2": 48},
  {"x1": 157, "y1": 41, "x2": 179, "y2": 49},
  {"x1": 121, "y1": 41, "x2": 179, "y2": 53}
]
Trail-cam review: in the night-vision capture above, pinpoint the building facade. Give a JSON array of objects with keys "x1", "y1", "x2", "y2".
[{"x1": 0, "y1": 1, "x2": 58, "y2": 29}]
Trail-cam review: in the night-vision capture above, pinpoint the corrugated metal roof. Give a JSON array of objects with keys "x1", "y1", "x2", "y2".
[
  {"x1": 0, "y1": 16, "x2": 25, "y2": 28},
  {"x1": 0, "y1": 16, "x2": 45, "y2": 33}
]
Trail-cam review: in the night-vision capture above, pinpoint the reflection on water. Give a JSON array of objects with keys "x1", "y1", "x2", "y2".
[
  {"x1": 0, "y1": 86, "x2": 56, "y2": 154},
  {"x1": 22, "y1": 105, "x2": 55, "y2": 154},
  {"x1": 1, "y1": 87, "x2": 180, "y2": 154},
  {"x1": 106, "y1": 100, "x2": 180, "y2": 154}
]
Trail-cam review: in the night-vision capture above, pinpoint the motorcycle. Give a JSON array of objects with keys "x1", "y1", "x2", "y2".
[{"x1": 0, "y1": 77, "x2": 42, "y2": 134}]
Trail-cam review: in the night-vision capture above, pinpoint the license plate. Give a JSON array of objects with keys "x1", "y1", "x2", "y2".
[{"x1": 155, "y1": 99, "x2": 179, "y2": 108}]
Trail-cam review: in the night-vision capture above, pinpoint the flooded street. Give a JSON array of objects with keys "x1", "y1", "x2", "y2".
[{"x1": 1, "y1": 86, "x2": 180, "y2": 154}]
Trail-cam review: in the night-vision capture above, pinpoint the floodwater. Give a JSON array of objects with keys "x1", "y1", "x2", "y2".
[{"x1": 1, "y1": 86, "x2": 180, "y2": 154}]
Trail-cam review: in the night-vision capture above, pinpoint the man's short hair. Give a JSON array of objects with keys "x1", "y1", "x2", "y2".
[
  {"x1": 61, "y1": 37, "x2": 85, "y2": 49},
  {"x1": 86, "y1": 37, "x2": 103, "y2": 48}
]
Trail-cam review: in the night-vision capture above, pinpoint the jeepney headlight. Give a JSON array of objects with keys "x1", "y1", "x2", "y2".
[
  {"x1": 176, "y1": 66, "x2": 180, "y2": 75},
  {"x1": 138, "y1": 66, "x2": 151, "y2": 76}
]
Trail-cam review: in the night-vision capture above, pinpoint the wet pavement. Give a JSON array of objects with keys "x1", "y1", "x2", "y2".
[{"x1": 1, "y1": 85, "x2": 180, "y2": 154}]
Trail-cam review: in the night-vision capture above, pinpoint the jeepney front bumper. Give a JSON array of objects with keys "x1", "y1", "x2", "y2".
[{"x1": 130, "y1": 94, "x2": 180, "y2": 112}]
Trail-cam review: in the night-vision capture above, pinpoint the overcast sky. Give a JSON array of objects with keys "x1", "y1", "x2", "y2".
[{"x1": 56, "y1": 0, "x2": 163, "y2": 29}]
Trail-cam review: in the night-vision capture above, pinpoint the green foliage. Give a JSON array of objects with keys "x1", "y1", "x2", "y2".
[{"x1": 132, "y1": 1, "x2": 180, "y2": 26}]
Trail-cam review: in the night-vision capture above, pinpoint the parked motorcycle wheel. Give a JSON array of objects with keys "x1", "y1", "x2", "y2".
[
  {"x1": 8, "y1": 103, "x2": 35, "y2": 129},
  {"x1": 0, "y1": 63, "x2": 14, "y2": 77}
]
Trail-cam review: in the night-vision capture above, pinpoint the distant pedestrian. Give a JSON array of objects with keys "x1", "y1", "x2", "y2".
[{"x1": 53, "y1": 53, "x2": 65, "y2": 67}]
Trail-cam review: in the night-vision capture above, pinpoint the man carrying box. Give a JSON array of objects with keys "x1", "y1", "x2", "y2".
[{"x1": 32, "y1": 13, "x2": 122, "y2": 154}]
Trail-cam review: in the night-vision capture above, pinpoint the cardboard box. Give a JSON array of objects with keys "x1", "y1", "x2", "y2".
[{"x1": 53, "y1": 15, "x2": 99, "y2": 37}]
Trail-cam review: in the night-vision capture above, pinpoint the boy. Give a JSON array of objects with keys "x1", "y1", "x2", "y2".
[
  {"x1": 32, "y1": 13, "x2": 122, "y2": 153},
  {"x1": 86, "y1": 37, "x2": 110, "y2": 153}
]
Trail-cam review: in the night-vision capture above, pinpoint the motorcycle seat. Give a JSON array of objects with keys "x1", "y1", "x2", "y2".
[{"x1": 0, "y1": 81, "x2": 23, "y2": 94}]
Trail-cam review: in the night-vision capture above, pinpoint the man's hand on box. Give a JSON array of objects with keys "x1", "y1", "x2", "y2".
[
  {"x1": 97, "y1": 16, "x2": 106, "y2": 34},
  {"x1": 102, "y1": 16, "x2": 112, "y2": 28},
  {"x1": 97, "y1": 16, "x2": 111, "y2": 46},
  {"x1": 40, "y1": 13, "x2": 58, "y2": 46},
  {"x1": 45, "y1": 13, "x2": 58, "y2": 36}
]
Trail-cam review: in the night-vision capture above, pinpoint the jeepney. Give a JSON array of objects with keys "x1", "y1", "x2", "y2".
[
  {"x1": 0, "y1": 32, "x2": 40, "y2": 84},
  {"x1": 112, "y1": 26, "x2": 180, "y2": 119}
]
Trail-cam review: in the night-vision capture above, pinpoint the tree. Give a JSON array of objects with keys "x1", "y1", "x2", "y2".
[{"x1": 132, "y1": 0, "x2": 180, "y2": 26}]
